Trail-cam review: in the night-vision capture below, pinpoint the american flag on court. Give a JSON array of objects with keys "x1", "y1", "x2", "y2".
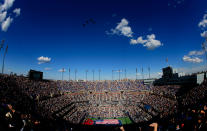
[{"x1": 95, "y1": 119, "x2": 121, "y2": 125}]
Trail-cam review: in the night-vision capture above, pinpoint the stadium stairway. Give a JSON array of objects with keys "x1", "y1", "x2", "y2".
[
  {"x1": 57, "y1": 105, "x2": 77, "y2": 119},
  {"x1": 52, "y1": 102, "x2": 74, "y2": 118}
]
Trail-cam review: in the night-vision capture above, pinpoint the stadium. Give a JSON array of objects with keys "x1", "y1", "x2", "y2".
[
  {"x1": 1, "y1": 0, "x2": 207, "y2": 130},
  {"x1": 1, "y1": 67, "x2": 207, "y2": 130}
]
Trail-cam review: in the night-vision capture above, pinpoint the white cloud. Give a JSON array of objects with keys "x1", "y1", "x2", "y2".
[
  {"x1": 144, "y1": 34, "x2": 162, "y2": 50},
  {"x1": 0, "y1": 0, "x2": 21, "y2": 32},
  {"x1": 109, "y1": 18, "x2": 133, "y2": 37},
  {"x1": 137, "y1": 36, "x2": 147, "y2": 44},
  {"x1": 0, "y1": 0, "x2": 15, "y2": 11},
  {"x1": 130, "y1": 39, "x2": 138, "y2": 45},
  {"x1": 130, "y1": 36, "x2": 147, "y2": 45},
  {"x1": 0, "y1": 11, "x2": 7, "y2": 22},
  {"x1": 120, "y1": 26, "x2": 133, "y2": 37},
  {"x1": 58, "y1": 68, "x2": 66, "y2": 72},
  {"x1": 37, "y1": 56, "x2": 51, "y2": 64},
  {"x1": 183, "y1": 13, "x2": 207, "y2": 64},
  {"x1": 198, "y1": 14, "x2": 207, "y2": 28},
  {"x1": 107, "y1": 18, "x2": 163, "y2": 50},
  {"x1": 183, "y1": 48, "x2": 205, "y2": 64},
  {"x1": 188, "y1": 50, "x2": 205, "y2": 56},
  {"x1": 201, "y1": 31, "x2": 207, "y2": 38},
  {"x1": 182, "y1": 55, "x2": 203, "y2": 63},
  {"x1": 176, "y1": 65, "x2": 207, "y2": 74},
  {"x1": 1, "y1": 16, "x2": 13, "y2": 32},
  {"x1": 13, "y1": 8, "x2": 20, "y2": 17},
  {"x1": 130, "y1": 34, "x2": 162, "y2": 50},
  {"x1": 44, "y1": 67, "x2": 52, "y2": 71}
]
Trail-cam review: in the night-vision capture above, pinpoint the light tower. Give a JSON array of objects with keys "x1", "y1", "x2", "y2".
[
  {"x1": 141, "y1": 67, "x2": 144, "y2": 80},
  {"x1": 98, "y1": 69, "x2": 101, "y2": 81},
  {"x1": 85, "y1": 70, "x2": 88, "y2": 81},
  {"x1": 75, "y1": 69, "x2": 77, "y2": 81},
  {"x1": 112, "y1": 70, "x2": 114, "y2": 81},
  {"x1": 68, "y1": 68, "x2": 70, "y2": 81},
  {"x1": 125, "y1": 68, "x2": 126, "y2": 79},
  {"x1": 118, "y1": 69, "x2": 121, "y2": 81},
  {"x1": 0, "y1": 40, "x2": 4, "y2": 52},
  {"x1": 2, "y1": 45, "x2": 8, "y2": 74},
  {"x1": 92, "y1": 69, "x2": 95, "y2": 81},
  {"x1": 61, "y1": 68, "x2": 65, "y2": 80}
]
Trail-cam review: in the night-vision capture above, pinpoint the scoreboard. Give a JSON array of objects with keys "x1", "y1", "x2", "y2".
[{"x1": 28, "y1": 70, "x2": 43, "y2": 80}]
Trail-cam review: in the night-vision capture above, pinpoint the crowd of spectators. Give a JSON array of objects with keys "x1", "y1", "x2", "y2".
[
  {"x1": 58, "y1": 80, "x2": 150, "y2": 93},
  {"x1": 152, "y1": 85, "x2": 180, "y2": 98},
  {"x1": 181, "y1": 79, "x2": 207, "y2": 107},
  {"x1": 0, "y1": 74, "x2": 42, "y2": 130},
  {"x1": 1, "y1": 73, "x2": 207, "y2": 130}
]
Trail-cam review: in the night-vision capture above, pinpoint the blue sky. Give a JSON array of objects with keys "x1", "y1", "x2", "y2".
[{"x1": 0, "y1": 0, "x2": 207, "y2": 80}]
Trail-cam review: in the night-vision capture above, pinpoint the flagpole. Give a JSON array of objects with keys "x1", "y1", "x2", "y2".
[{"x1": 166, "y1": 57, "x2": 169, "y2": 67}]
